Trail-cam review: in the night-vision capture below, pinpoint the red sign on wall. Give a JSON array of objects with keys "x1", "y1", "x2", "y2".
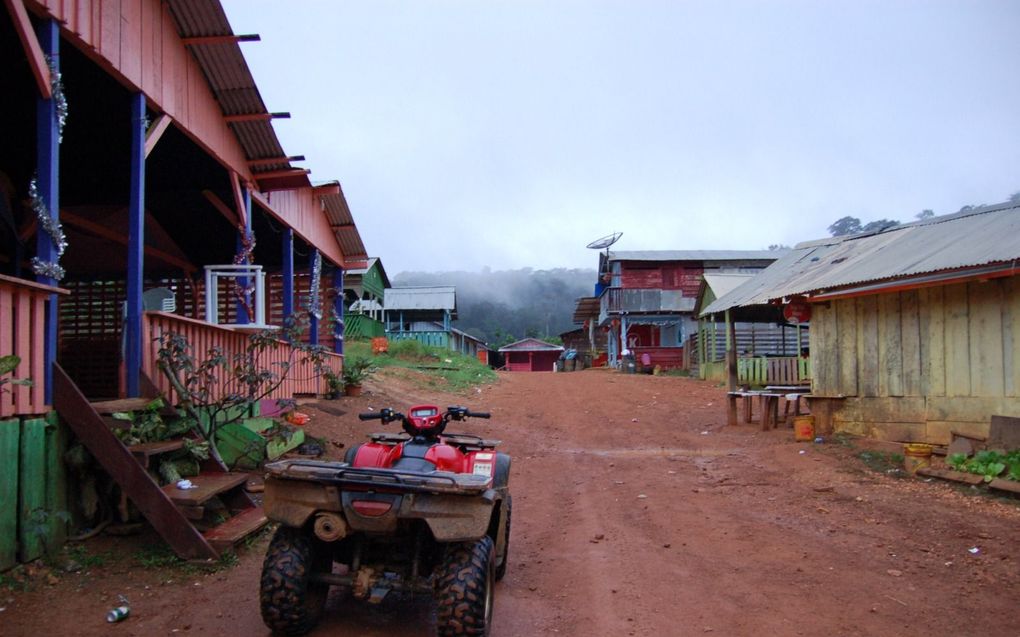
[{"x1": 783, "y1": 296, "x2": 812, "y2": 324}]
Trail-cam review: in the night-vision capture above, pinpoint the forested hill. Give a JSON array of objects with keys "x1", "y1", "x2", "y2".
[{"x1": 391, "y1": 268, "x2": 596, "y2": 346}]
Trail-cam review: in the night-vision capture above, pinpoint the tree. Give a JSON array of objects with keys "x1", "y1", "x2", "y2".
[
  {"x1": 1009, "y1": 191, "x2": 1020, "y2": 203},
  {"x1": 828, "y1": 216, "x2": 862, "y2": 237},
  {"x1": 861, "y1": 219, "x2": 900, "y2": 233},
  {"x1": 768, "y1": 243, "x2": 790, "y2": 250},
  {"x1": 916, "y1": 209, "x2": 934, "y2": 220}
]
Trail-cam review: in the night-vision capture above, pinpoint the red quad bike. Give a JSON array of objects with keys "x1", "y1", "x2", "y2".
[{"x1": 259, "y1": 405, "x2": 511, "y2": 636}]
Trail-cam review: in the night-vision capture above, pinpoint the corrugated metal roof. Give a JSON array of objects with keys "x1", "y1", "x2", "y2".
[
  {"x1": 702, "y1": 201, "x2": 1020, "y2": 315},
  {"x1": 166, "y1": 0, "x2": 303, "y2": 183},
  {"x1": 498, "y1": 338, "x2": 564, "y2": 352},
  {"x1": 607, "y1": 250, "x2": 784, "y2": 262},
  {"x1": 703, "y1": 273, "x2": 755, "y2": 299},
  {"x1": 317, "y1": 181, "x2": 367, "y2": 261},
  {"x1": 384, "y1": 286, "x2": 457, "y2": 312}
]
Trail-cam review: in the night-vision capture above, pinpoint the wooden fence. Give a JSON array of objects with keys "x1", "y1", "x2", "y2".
[
  {"x1": 0, "y1": 275, "x2": 67, "y2": 417},
  {"x1": 141, "y1": 311, "x2": 341, "y2": 403}
]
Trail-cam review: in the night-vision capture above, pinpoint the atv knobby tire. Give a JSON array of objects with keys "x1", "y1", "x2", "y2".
[
  {"x1": 260, "y1": 526, "x2": 331, "y2": 636},
  {"x1": 495, "y1": 495, "x2": 511, "y2": 581},
  {"x1": 434, "y1": 536, "x2": 495, "y2": 636}
]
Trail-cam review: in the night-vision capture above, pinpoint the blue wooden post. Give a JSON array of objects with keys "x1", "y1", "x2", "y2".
[
  {"x1": 35, "y1": 20, "x2": 60, "y2": 404},
  {"x1": 308, "y1": 249, "x2": 319, "y2": 345},
  {"x1": 333, "y1": 267, "x2": 344, "y2": 354},
  {"x1": 281, "y1": 229, "x2": 294, "y2": 320},
  {"x1": 125, "y1": 92, "x2": 146, "y2": 397}
]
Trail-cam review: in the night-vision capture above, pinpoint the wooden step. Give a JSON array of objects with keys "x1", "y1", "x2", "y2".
[
  {"x1": 203, "y1": 507, "x2": 268, "y2": 551},
  {"x1": 161, "y1": 472, "x2": 249, "y2": 506},
  {"x1": 89, "y1": 397, "x2": 156, "y2": 414},
  {"x1": 128, "y1": 439, "x2": 186, "y2": 468}
]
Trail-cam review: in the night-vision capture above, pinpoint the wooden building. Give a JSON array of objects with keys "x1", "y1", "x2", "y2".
[
  {"x1": 693, "y1": 273, "x2": 809, "y2": 384},
  {"x1": 499, "y1": 338, "x2": 563, "y2": 372},
  {"x1": 593, "y1": 250, "x2": 780, "y2": 369},
  {"x1": 344, "y1": 257, "x2": 390, "y2": 339},
  {"x1": 1, "y1": 0, "x2": 368, "y2": 568},
  {"x1": 702, "y1": 203, "x2": 1020, "y2": 443}
]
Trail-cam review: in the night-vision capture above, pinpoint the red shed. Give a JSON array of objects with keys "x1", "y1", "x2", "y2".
[{"x1": 498, "y1": 338, "x2": 564, "y2": 372}]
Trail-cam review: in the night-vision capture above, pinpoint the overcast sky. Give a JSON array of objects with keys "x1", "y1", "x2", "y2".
[{"x1": 221, "y1": 0, "x2": 1020, "y2": 275}]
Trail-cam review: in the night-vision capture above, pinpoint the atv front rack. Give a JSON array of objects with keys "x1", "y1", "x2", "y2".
[{"x1": 264, "y1": 459, "x2": 493, "y2": 496}]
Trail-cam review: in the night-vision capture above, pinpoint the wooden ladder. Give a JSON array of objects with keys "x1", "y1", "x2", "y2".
[{"x1": 53, "y1": 364, "x2": 266, "y2": 560}]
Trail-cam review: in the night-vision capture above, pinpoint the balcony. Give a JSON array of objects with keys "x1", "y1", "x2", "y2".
[{"x1": 598, "y1": 287, "x2": 695, "y2": 324}]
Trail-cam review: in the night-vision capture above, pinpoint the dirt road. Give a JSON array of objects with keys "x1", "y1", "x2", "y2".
[{"x1": 3, "y1": 370, "x2": 1019, "y2": 636}]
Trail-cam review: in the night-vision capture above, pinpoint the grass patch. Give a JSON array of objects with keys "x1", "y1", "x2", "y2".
[
  {"x1": 857, "y1": 450, "x2": 906, "y2": 477},
  {"x1": 134, "y1": 544, "x2": 239, "y2": 574},
  {"x1": 346, "y1": 339, "x2": 497, "y2": 392}
]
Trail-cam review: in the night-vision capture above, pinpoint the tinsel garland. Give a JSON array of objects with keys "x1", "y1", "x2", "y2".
[
  {"x1": 307, "y1": 251, "x2": 323, "y2": 320},
  {"x1": 232, "y1": 226, "x2": 257, "y2": 321},
  {"x1": 46, "y1": 55, "x2": 69, "y2": 142},
  {"x1": 330, "y1": 288, "x2": 344, "y2": 342},
  {"x1": 28, "y1": 177, "x2": 67, "y2": 280}
]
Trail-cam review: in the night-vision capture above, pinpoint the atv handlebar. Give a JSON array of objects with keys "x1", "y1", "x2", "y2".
[
  {"x1": 466, "y1": 411, "x2": 490, "y2": 419},
  {"x1": 359, "y1": 408, "x2": 400, "y2": 422}
]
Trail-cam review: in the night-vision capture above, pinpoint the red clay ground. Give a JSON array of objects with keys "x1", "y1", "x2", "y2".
[{"x1": 2, "y1": 369, "x2": 1019, "y2": 636}]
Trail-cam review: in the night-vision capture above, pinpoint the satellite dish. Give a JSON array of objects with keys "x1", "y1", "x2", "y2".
[{"x1": 586, "y1": 232, "x2": 623, "y2": 250}]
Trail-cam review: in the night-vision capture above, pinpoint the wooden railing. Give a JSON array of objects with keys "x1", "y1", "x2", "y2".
[
  {"x1": 0, "y1": 275, "x2": 67, "y2": 417},
  {"x1": 345, "y1": 314, "x2": 385, "y2": 339},
  {"x1": 141, "y1": 311, "x2": 341, "y2": 403},
  {"x1": 387, "y1": 330, "x2": 450, "y2": 349}
]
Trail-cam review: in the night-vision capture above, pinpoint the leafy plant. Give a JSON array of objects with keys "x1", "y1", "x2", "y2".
[
  {"x1": 959, "y1": 450, "x2": 1007, "y2": 482},
  {"x1": 111, "y1": 398, "x2": 209, "y2": 483},
  {"x1": 0, "y1": 354, "x2": 33, "y2": 394},
  {"x1": 341, "y1": 356, "x2": 376, "y2": 387},
  {"x1": 947, "y1": 453, "x2": 968, "y2": 471},
  {"x1": 155, "y1": 314, "x2": 330, "y2": 466}
]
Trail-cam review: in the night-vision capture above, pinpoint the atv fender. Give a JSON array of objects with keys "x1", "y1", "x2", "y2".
[
  {"x1": 263, "y1": 477, "x2": 342, "y2": 528},
  {"x1": 415, "y1": 491, "x2": 498, "y2": 541},
  {"x1": 493, "y1": 453, "x2": 511, "y2": 489}
]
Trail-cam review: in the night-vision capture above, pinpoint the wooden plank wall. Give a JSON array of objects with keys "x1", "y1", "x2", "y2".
[
  {"x1": 31, "y1": 0, "x2": 250, "y2": 179},
  {"x1": 1, "y1": 277, "x2": 52, "y2": 417},
  {"x1": 810, "y1": 277, "x2": 1020, "y2": 442}
]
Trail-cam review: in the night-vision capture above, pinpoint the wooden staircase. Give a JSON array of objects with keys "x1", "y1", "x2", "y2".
[{"x1": 53, "y1": 364, "x2": 266, "y2": 560}]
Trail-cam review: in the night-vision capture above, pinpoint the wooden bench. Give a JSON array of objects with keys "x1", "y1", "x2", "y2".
[{"x1": 728, "y1": 390, "x2": 806, "y2": 430}]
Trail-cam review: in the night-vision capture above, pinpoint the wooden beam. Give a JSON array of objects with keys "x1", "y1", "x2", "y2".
[
  {"x1": 247, "y1": 155, "x2": 305, "y2": 168},
  {"x1": 3, "y1": 0, "x2": 51, "y2": 99},
  {"x1": 230, "y1": 172, "x2": 247, "y2": 228},
  {"x1": 59, "y1": 211, "x2": 197, "y2": 273},
  {"x1": 181, "y1": 34, "x2": 261, "y2": 46},
  {"x1": 144, "y1": 114, "x2": 173, "y2": 158},
  {"x1": 202, "y1": 189, "x2": 242, "y2": 226},
  {"x1": 253, "y1": 168, "x2": 311, "y2": 181},
  {"x1": 224, "y1": 112, "x2": 290, "y2": 123}
]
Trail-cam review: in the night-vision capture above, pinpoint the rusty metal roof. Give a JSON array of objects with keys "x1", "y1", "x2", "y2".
[
  {"x1": 166, "y1": 0, "x2": 307, "y2": 188},
  {"x1": 702, "y1": 201, "x2": 1020, "y2": 315},
  {"x1": 572, "y1": 296, "x2": 600, "y2": 324}
]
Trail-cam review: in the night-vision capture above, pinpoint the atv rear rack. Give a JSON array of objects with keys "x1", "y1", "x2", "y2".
[{"x1": 264, "y1": 459, "x2": 493, "y2": 496}]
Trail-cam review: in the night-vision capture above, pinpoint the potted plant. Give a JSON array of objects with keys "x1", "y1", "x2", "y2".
[{"x1": 341, "y1": 357, "x2": 375, "y2": 397}]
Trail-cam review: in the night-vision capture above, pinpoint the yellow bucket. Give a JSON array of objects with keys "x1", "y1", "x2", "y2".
[
  {"x1": 903, "y1": 443, "x2": 933, "y2": 474},
  {"x1": 793, "y1": 415, "x2": 815, "y2": 442}
]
